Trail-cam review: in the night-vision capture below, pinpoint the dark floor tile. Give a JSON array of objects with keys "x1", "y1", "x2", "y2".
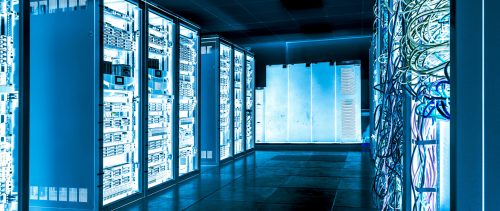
[
  {"x1": 233, "y1": 173, "x2": 288, "y2": 187},
  {"x1": 271, "y1": 155, "x2": 311, "y2": 161},
  {"x1": 265, "y1": 187, "x2": 336, "y2": 206},
  {"x1": 160, "y1": 181, "x2": 223, "y2": 200},
  {"x1": 257, "y1": 202, "x2": 333, "y2": 211},
  {"x1": 334, "y1": 190, "x2": 375, "y2": 208},
  {"x1": 332, "y1": 206, "x2": 377, "y2": 211},
  {"x1": 343, "y1": 161, "x2": 374, "y2": 169},
  {"x1": 309, "y1": 155, "x2": 347, "y2": 162},
  {"x1": 281, "y1": 176, "x2": 340, "y2": 189},
  {"x1": 185, "y1": 200, "x2": 261, "y2": 211},
  {"x1": 297, "y1": 160, "x2": 346, "y2": 168},
  {"x1": 292, "y1": 167, "x2": 345, "y2": 177},
  {"x1": 207, "y1": 186, "x2": 277, "y2": 202},
  {"x1": 255, "y1": 166, "x2": 347, "y2": 177},
  {"x1": 338, "y1": 177, "x2": 373, "y2": 190},
  {"x1": 261, "y1": 160, "x2": 345, "y2": 169},
  {"x1": 346, "y1": 153, "x2": 372, "y2": 162},
  {"x1": 122, "y1": 150, "x2": 375, "y2": 211},
  {"x1": 123, "y1": 198, "x2": 197, "y2": 211},
  {"x1": 253, "y1": 167, "x2": 301, "y2": 176},
  {"x1": 340, "y1": 168, "x2": 375, "y2": 178}
]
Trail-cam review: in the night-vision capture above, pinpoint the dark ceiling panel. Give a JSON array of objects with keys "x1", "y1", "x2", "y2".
[
  {"x1": 280, "y1": 0, "x2": 324, "y2": 10},
  {"x1": 153, "y1": 0, "x2": 374, "y2": 42}
]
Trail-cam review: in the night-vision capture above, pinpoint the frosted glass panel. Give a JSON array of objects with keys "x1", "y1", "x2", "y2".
[
  {"x1": 255, "y1": 88, "x2": 265, "y2": 143},
  {"x1": 264, "y1": 65, "x2": 288, "y2": 142},
  {"x1": 288, "y1": 64, "x2": 312, "y2": 143},
  {"x1": 311, "y1": 63, "x2": 335, "y2": 142},
  {"x1": 335, "y1": 63, "x2": 361, "y2": 143},
  {"x1": 263, "y1": 61, "x2": 361, "y2": 144}
]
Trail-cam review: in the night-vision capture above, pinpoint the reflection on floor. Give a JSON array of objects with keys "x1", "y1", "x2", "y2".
[{"x1": 123, "y1": 150, "x2": 376, "y2": 210}]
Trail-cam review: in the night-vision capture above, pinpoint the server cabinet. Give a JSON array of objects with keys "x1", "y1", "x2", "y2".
[
  {"x1": 200, "y1": 36, "x2": 234, "y2": 165},
  {"x1": 1, "y1": 0, "x2": 28, "y2": 209},
  {"x1": 30, "y1": 0, "x2": 143, "y2": 209},
  {"x1": 335, "y1": 61, "x2": 361, "y2": 143},
  {"x1": 177, "y1": 23, "x2": 200, "y2": 177},
  {"x1": 232, "y1": 47, "x2": 245, "y2": 155},
  {"x1": 255, "y1": 87, "x2": 265, "y2": 144},
  {"x1": 144, "y1": 6, "x2": 175, "y2": 191},
  {"x1": 244, "y1": 53, "x2": 255, "y2": 151}
]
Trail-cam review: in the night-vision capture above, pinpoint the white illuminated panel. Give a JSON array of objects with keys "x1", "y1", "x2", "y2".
[
  {"x1": 264, "y1": 65, "x2": 288, "y2": 143},
  {"x1": 255, "y1": 88, "x2": 265, "y2": 143},
  {"x1": 233, "y1": 50, "x2": 245, "y2": 154},
  {"x1": 0, "y1": 0, "x2": 18, "y2": 209},
  {"x1": 264, "y1": 62, "x2": 361, "y2": 143},
  {"x1": 245, "y1": 55, "x2": 255, "y2": 149},
  {"x1": 102, "y1": 0, "x2": 141, "y2": 205},
  {"x1": 178, "y1": 25, "x2": 198, "y2": 176},
  {"x1": 311, "y1": 63, "x2": 335, "y2": 142},
  {"x1": 146, "y1": 11, "x2": 175, "y2": 188},
  {"x1": 288, "y1": 64, "x2": 312, "y2": 143},
  {"x1": 335, "y1": 64, "x2": 361, "y2": 143},
  {"x1": 0, "y1": 0, "x2": 19, "y2": 210},
  {"x1": 219, "y1": 43, "x2": 232, "y2": 160}
]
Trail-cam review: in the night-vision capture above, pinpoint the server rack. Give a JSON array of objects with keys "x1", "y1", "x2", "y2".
[
  {"x1": 232, "y1": 46, "x2": 245, "y2": 156},
  {"x1": 143, "y1": 4, "x2": 177, "y2": 194},
  {"x1": 244, "y1": 53, "x2": 255, "y2": 151},
  {"x1": 0, "y1": 0, "x2": 28, "y2": 209},
  {"x1": 200, "y1": 35, "x2": 234, "y2": 165},
  {"x1": 30, "y1": 0, "x2": 143, "y2": 209},
  {"x1": 177, "y1": 21, "x2": 200, "y2": 178},
  {"x1": 29, "y1": 0, "x2": 201, "y2": 209}
]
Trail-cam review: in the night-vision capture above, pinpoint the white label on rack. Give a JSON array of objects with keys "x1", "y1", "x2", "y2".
[
  {"x1": 69, "y1": 188, "x2": 78, "y2": 202},
  {"x1": 49, "y1": 187, "x2": 58, "y2": 201},
  {"x1": 207, "y1": 151, "x2": 212, "y2": 159},
  {"x1": 79, "y1": 188, "x2": 88, "y2": 203},
  {"x1": 30, "y1": 186, "x2": 39, "y2": 200},
  {"x1": 39, "y1": 187, "x2": 48, "y2": 200},
  {"x1": 59, "y1": 187, "x2": 68, "y2": 202}
]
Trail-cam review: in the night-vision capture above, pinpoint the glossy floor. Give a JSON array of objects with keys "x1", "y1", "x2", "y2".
[{"x1": 123, "y1": 150, "x2": 376, "y2": 210}]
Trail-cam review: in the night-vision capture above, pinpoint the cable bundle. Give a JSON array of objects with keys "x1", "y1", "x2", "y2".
[{"x1": 372, "y1": 0, "x2": 450, "y2": 210}]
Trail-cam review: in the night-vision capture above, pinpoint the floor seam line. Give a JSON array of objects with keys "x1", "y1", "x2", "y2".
[{"x1": 181, "y1": 170, "x2": 247, "y2": 210}]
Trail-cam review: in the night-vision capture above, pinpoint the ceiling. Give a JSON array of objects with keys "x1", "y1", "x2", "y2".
[{"x1": 155, "y1": 0, "x2": 375, "y2": 44}]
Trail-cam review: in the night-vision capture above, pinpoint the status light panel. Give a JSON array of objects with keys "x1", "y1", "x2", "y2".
[
  {"x1": 219, "y1": 43, "x2": 232, "y2": 160},
  {"x1": 233, "y1": 50, "x2": 244, "y2": 154},
  {"x1": 0, "y1": 0, "x2": 18, "y2": 209},
  {"x1": 147, "y1": 12, "x2": 175, "y2": 188},
  {"x1": 178, "y1": 25, "x2": 198, "y2": 176},
  {"x1": 102, "y1": 0, "x2": 141, "y2": 205},
  {"x1": 245, "y1": 55, "x2": 254, "y2": 150}
]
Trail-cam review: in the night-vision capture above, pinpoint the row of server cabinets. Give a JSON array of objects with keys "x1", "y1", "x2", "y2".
[
  {"x1": 200, "y1": 36, "x2": 255, "y2": 165},
  {"x1": 28, "y1": 0, "x2": 202, "y2": 210},
  {"x1": 0, "y1": 1, "x2": 256, "y2": 210}
]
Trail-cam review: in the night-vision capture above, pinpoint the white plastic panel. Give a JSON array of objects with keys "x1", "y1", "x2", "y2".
[
  {"x1": 102, "y1": 0, "x2": 141, "y2": 204},
  {"x1": 335, "y1": 63, "x2": 361, "y2": 143},
  {"x1": 264, "y1": 65, "x2": 288, "y2": 143},
  {"x1": 219, "y1": 43, "x2": 232, "y2": 160},
  {"x1": 146, "y1": 11, "x2": 175, "y2": 188},
  {"x1": 255, "y1": 88, "x2": 265, "y2": 143},
  {"x1": 311, "y1": 62, "x2": 335, "y2": 142},
  {"x1": 263, "y1": 62, "x2": 362, "y2": 144},
  {"x1": 287, "y1": 64, "x2": 312, "y2": 143}
]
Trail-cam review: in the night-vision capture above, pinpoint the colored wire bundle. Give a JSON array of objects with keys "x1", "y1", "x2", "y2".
[
  {"x1": 372, "y1": 0, "x2": 406, "y2": 209},
  {"x1": 372, "y1": 0, "x2": 450, "y2": 210}
]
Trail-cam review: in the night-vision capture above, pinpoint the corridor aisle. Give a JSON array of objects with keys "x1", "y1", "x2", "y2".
[{"x1": 124, "y1": 150, "x2": 375, "y2": 210}]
